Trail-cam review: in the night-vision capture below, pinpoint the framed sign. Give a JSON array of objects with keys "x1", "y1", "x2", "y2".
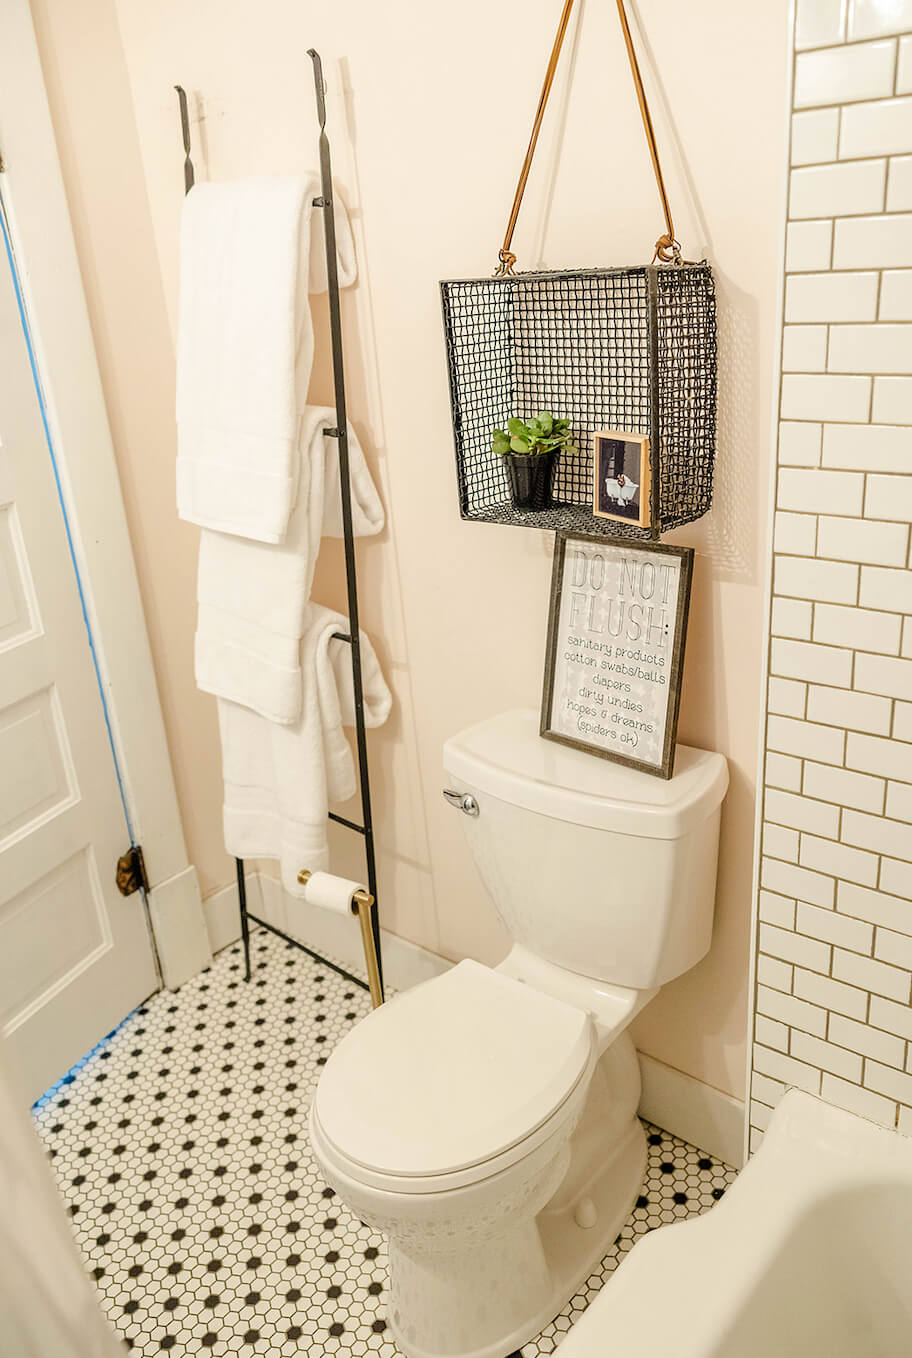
[
  {"x1": 540, "y1": 533, "x2": 694, "y2": 779},
  {"x1": 592, "y1": 430, "x2": 651, "y2": 529}
]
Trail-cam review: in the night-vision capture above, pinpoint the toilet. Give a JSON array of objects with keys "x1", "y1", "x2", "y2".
[{"x1": 309, "y1": 708, "x2": 728, "y2": 1358}]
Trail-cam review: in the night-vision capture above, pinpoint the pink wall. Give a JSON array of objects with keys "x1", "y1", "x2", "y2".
[{"x1": 31, "y1": 0, "x2": 790, "y2": 1100}]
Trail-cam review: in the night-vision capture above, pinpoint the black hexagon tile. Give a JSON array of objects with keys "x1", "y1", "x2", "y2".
[{"x1": 32, "y1": 930, "x2": 735, "y2": 1356}]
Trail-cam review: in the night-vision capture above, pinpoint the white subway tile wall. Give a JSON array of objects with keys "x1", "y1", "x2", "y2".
[
  {"x1": 887, "y1": 153, "x2": 912, "y2": 205},
  {"x1": 796, "y1": 0, "x2": 846, "y2": 52},
  {"x1": 751, "y1": 0, "x2": 912, "y2": 1147},
  {"x1": 901, "y1": 36, "x2": 912, "y2": 90},
  {"x1": 833, "y1": 212, "x2": 912, "y2": 267},
  {"x1": 872, "y1": 374, "x2": 912, "y2": 421},
  {"x1": 792, "y1": 107, "x2": 842, "y2": 164},
  {"x1": 786, "y1": 219, "x2": 835, "y2": 271},
  {"x1": 879, "y1": 270, "x2": 912, "y2": 318},
  {"x1": 793, "y1": 40, "x2": 896, "y2": 108},
  {"x1": 849, "y1": 0, "x2": 912, "y2": 42}
]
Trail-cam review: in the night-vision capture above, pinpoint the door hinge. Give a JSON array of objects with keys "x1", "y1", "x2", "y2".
[{"x1": 116, "y1": 844, "x2": 149, "y2": 896}]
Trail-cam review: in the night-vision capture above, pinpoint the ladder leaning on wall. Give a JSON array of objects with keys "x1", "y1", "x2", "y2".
[{"x1": 174, "y1": 51, "x2": 384, "y2": 1008}]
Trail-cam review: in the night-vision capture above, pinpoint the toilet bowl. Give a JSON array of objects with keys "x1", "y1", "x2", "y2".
[
  {"x1": 309, "y1": 960, "x2": 647, "y2": 1358},
  {"x1": 310, "y1": 709, "x2": 728, "y2": 1358}
]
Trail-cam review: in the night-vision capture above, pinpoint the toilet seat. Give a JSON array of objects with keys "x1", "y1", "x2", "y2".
[{"x1": 312, "y1": 959, "x2": 594, "y2": 1194}]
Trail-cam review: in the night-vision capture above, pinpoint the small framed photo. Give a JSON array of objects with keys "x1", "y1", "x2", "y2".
[
  {"x1": 540, "y1": 533, "x2": 694, "y2": 779},
  {"x1": 592, "y1": 430, "x2": 651, "y2": 529}
]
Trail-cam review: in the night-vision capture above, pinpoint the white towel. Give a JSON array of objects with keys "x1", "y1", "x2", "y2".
[
  {"x1": 195, "y1": 408, "x2": 384, "y2": 724},
  {"x1": 308, "y1": 193, "x2": 357, "y2": 295},
  {"x1": 176, "y1": 175, "x2": 357, "y2": 543},
  {"x1": 218, "y1": 605, "x2": 391, "y2": 894}
]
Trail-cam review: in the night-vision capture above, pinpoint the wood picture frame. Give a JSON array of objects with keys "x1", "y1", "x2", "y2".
[
  {"x1": 540, "y1": 533, "x2": 694, "y2": 779},
  {"x1": 592, "y1": 430, "x2": 652, "y2": 529}
]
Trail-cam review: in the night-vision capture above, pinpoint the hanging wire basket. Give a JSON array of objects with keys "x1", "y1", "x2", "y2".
[
  {"x1": 441, "y1": 261, "x2": 716, "y2": 540},
  {"x1": 440, "y1": 0, "x2": 717, "y2": 541}
]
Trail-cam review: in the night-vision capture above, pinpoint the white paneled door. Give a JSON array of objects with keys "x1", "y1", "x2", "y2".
[{"x1": 0, "y1": 214, "x2": 158, "y2": 1104}]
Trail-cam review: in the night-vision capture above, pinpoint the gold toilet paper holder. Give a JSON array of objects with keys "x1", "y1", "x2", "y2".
[{"x1": 297, "y1": 870, "x2": 384, "y2": 1010}]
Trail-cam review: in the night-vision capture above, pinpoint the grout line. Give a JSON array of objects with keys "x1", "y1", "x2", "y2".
[
  {"x1": 791, "y1": 151, "x2": 888, "y2": 171},
  {"x1": 796, "y1": 35, "x2": 908, "y2": 57}
]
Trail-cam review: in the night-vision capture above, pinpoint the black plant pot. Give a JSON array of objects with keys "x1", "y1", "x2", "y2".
[{"x1": 503, "y1": 450, "x2": 556, "y2": 511}]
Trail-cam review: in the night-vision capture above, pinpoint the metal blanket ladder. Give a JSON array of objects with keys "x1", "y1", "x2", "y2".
[{"x1": 174, "y1": 52, "x2": 384, "y2": 1008}]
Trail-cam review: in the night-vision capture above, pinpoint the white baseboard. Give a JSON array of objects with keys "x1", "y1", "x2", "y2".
[
  {"x1": 201, "y1": 870, "x2": 451, "y2": 993},
  {"x1": 203, "y1": 871, "x2": 264, "y2": 956},
  {"x1": 201, "y1": 872, "x2": 745, "y2": 1167},
  {"x1": 638, "y1": 1052, "x2": 746, "y2": 1169},
  {"x1": 147, "y1": 864, "x2": 212, "y2": 990}
]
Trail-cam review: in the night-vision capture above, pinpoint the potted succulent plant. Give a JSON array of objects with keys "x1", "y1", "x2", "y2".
[{"x1": 491, "y1": 412, "x2": 572, "y2": 511}]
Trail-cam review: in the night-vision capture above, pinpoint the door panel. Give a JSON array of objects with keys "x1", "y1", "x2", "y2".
[
  {"x1": 0, "y1": 687, "x2": 75, "y2": 847},
  {"x1": 0, "y1": 211, "x2": 159, "y2": 1103}
]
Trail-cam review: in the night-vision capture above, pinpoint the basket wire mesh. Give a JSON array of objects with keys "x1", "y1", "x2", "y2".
[{"x1": 440, "y1": 262, "x2": 716, "y2": 540}]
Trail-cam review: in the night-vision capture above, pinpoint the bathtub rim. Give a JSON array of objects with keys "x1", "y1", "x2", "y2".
[{"x1": 557, "y1": 1089, "x2": 912, "y2": 1357}]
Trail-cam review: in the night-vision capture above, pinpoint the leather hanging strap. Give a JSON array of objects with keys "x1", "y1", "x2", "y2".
[{"x1": 495, "y1": 0, "x2": 682, "y2": 276}]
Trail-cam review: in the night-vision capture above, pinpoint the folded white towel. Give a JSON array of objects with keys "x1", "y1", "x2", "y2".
[
  {"x1": 218, "y1": 605, "x2": 391, "y2": 893},
  {"x1": 176, "y1": 175, "x2": 357, "y2": 544},
  {"x1": 195, "y1": 408, "x2": 384, "y2": 723}
]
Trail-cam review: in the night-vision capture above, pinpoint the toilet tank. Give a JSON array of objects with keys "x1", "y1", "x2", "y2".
[{"x1": 443, "y1": 710, "x2": 729, "y2": 990}]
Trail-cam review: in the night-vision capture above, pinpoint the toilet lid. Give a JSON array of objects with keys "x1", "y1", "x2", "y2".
[{"x1": 314, "y1": 960, "x2": 592, "y2": 1179}]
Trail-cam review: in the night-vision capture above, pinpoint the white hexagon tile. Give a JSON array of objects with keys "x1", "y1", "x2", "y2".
[{"x1": 31, "y1": 930, "x2": 735, "y2": 1356}]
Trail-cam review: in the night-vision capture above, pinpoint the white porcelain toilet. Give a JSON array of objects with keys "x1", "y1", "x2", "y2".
[{"x1": 309, "y1": 709, "x2": 728, "y2": 1358}]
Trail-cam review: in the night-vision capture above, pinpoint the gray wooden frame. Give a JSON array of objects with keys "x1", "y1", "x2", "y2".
[{"x1": 540, "y1": 532, "x2": 694, "y2": 780}]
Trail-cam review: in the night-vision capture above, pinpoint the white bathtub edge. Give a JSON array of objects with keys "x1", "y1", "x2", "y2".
[{"x1": 558, "y1": 1089, "x2": 912, "y2": 1358}]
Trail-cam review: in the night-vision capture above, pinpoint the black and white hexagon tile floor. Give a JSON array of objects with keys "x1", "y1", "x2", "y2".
[{"x1": 32, "y1": 929, "x2": 736, "y2": 1357}]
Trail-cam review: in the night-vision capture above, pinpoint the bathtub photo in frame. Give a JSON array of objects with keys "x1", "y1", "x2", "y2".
[
  {"x1": 540, "y1": 534, "x2": 694, "y2": 779},
  {"x1": 592, "y1": 430, "x2": 652, "y2": 528}
]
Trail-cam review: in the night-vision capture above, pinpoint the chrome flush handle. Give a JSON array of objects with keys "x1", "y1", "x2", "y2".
[{"x1": 442, "y1": 789, "x2": 479, "y2": 816}]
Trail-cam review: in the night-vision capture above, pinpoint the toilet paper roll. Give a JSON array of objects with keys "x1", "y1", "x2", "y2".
[{"x1": 301, "y1": 871, "x2": 367, "y2": 916}]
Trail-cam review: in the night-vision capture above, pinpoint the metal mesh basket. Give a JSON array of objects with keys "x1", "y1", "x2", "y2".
[{"x1": 440, "y1": 262, "x2": 716, "y2": 540}]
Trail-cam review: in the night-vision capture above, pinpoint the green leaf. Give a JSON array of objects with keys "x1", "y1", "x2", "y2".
[
  {"x1": 508, "y1": 416, "x2": 528, "y2": 439},
  {"x1": 537, "y1": 411, "x2": 553, "y2": 435},
  {"x1": 491, "y1": 432, "x2": 511, "y2": 455},
  {"x1": 526, "y1": 417, "x2": 544, "y2": 438},
  {"x1": 510, "y1": 435, "x2": 532, "y2": 454}
]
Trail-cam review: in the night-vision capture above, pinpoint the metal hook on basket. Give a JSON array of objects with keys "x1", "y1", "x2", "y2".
[
  {"x1": 494, "y1": 248, "x2": 517, "y2": 278},
  {"x1": 653, "y1": 233, "x2": 683, "y2": 266}
]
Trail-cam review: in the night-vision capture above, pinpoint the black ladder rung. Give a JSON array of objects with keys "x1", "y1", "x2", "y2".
[
  {"x1": 331, "y1": 631, "x2": 353, "y2": 643},
  {"x1": 328, "y1": 811, "x2": 367, "y2": 835}
]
